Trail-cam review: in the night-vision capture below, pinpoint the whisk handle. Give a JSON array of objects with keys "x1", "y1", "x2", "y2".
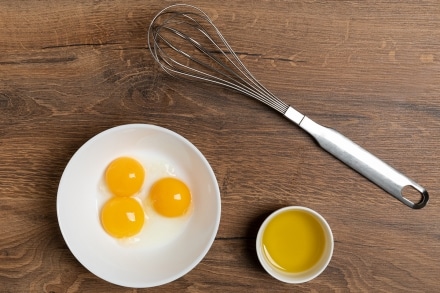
[{"x1": 291, "y1": 113, "x2": 429, "y2": 209}]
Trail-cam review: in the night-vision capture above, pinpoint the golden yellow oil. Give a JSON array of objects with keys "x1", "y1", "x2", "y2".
[{"x1": 262, "y1": 210, "x2": 326, "y2": 273}]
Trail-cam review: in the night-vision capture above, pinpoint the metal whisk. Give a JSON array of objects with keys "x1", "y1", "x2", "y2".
[{"x1": 148, "y1": 4, "x2": 428, "y2": 209}]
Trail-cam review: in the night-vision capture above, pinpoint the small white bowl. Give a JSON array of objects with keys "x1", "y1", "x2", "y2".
[
  {"x1": 57, "y1": 124, "x2": 221, "y2": 288},
  {"x1": 256, "y1": 206, "x2": 333, "y2": 283}
]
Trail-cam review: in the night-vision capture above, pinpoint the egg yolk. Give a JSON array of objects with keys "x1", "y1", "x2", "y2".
[
  {"x1": 105, "y1": 157, "x2": 145, "y2": 197},
  {"x1": 149, "y1": 177, "x2": 191, "y2": 217},
  {"x1": 101, "y1": 197, "x2": 145, "y2": 238}
]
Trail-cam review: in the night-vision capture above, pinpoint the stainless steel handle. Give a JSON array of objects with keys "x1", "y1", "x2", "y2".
[{"x1": 285, "y1": 109, "x2": 429, "y2": 209}]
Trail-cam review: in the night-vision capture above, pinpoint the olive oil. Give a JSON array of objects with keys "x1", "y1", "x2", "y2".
[{"x1": 262, "y1": 210, "x2": 326, "y2": 273}]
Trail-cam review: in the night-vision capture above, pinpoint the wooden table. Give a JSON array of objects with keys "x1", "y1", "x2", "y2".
[{"x1": 1, "y1": 1, "x2": 439, "y2": 292}]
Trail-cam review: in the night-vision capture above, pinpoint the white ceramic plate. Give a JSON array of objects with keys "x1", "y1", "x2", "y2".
[{"x1": 57, "y1": 124, "x2": 221, "y2": 288}]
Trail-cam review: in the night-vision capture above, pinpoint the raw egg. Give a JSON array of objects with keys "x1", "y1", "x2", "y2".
[
  {"x1": 99, "y1": 155, "x2": 193, "y2": 247},
  {"x1": 149, "y1": 177, "x2": 192, "y2": 217},
  {"x1": 105, "y1": 157, "x2": 145, "y2": 197},
  {"x1": 101, "y1": 197, "x2": 145, "y2": 238}
]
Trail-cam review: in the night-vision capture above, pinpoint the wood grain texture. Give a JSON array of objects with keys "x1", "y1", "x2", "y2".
[{"x1": 1, "y1": 0, "x2": 439, "y2": 292}]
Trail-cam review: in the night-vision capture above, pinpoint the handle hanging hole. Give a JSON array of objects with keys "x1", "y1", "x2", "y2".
[
  {"x1": 401, "y1": 185, "x2": 429, "y2": 209},
  {"x1": 402, "y1": 185, "x2": 422, "y2": 204}
]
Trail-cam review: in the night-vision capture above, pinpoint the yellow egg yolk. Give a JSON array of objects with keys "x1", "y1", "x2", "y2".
[
  {"x1": 105, "y1": 157, "x2": 145, "y2": 197},
  {"x1": 149, "y1": 177, "x2": 192, "y2": 217},
  {"x1": 101, "y1": 197, "x2": 145, "y2": 238}
]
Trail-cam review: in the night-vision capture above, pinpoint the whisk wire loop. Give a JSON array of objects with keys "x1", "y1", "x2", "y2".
[{"x1": 148, "y1": 4, "x2": 289, "y2": 113}]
